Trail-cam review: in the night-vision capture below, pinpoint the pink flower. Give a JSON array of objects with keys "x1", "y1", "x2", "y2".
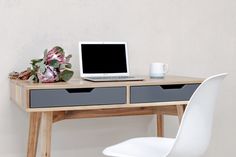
[
  {"x1": 46, "y1": 46, "x2": 65, "y2": 64},
  {"x1": 37, "y1": 66, "x2": 58, "y2": 83}
]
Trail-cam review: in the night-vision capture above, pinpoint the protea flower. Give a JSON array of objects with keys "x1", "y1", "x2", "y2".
[
  {"x1": 46, "y1": 46, "x2": 65, "y2": 64},
  {"x1": 37, "y1": 65, "x2": 58, "y2": 83},
  {"x1": 26, "y1": 46, "x2": 74, "y2": 83}
]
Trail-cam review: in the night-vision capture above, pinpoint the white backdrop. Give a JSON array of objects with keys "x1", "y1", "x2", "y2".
[{"x1": 0, "y1": 0, "x2": 235, "y2": 156}]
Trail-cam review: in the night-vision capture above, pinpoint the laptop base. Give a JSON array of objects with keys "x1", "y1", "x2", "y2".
[{"x1": 83, "y1": 76, "x2": 144, "y2": 82}]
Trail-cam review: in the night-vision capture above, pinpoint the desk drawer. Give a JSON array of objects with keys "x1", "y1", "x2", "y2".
[
  {"x1": 30, "y1": 87, "x2": 126, "y2": 108},
  {"x1": 130, "y1": 84, "x2": 200, "y2": 103}
]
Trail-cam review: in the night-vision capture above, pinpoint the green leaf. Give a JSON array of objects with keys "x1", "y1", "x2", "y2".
[
  {"x1": 35, "y1": 61, "x2": 46, "y2": 73},
  {"x1": 49, "y1": 60, "x2": 60, "y2": 68},
  {"x1": 33, "y1": 76, "x2": 39, "y2": 83},
  {"x1": 65, "y1": 63, "x2": 72, "y2": 69},
  {"x1": 28, "y1": 74, "x2": 39, "y2": 83},
  {"x1": 59, "y1": 69, "x2": 74, "y2": 82},
  {"x1": 31, "y1": 70, "x2": 36, "y2": 75},
  {"x1": 59, "y1": 63, "x2": 72, "y2": 70},
  {"x1": 32, "y1": 65, "x2": 38, "y2": 72},
  {"x1": 31, "y1": 59, "x2": 43, "y2": 65},
  {"x1": 65, "y1": 54, "x2": 72, "y2": 63},
  {"x1": 28, "y1": 75, "x2": 35, "y2": 82},
  {"x1": 39, "y1": 65, "x2": 46, "y2": 73},
  {"x1": 59, "y1": 64, "x2": 66, "y2": 70}
]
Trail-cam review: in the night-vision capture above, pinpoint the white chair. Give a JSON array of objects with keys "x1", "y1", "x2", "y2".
[{"x1": 103, "y1": 73, "x2": 227, "y2": 157}]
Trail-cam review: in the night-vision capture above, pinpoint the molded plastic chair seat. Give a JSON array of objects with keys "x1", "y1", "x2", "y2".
[
  {"x1": 103, "y1": 137, "x2": 175, "y2": 157},
  {"x1": 103, "y1": 73, "x2": 227, "y2": 157}
]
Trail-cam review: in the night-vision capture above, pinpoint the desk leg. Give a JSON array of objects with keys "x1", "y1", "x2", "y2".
[
  {"x1": 41, "y1": 112, "x2": 53, "y2": 157},
  {"x1": 156, "y1": 114, "x2": 164, "y2": 137},
  {"x1": 27, "y1": 112, "x2": 42, "y2": 157},
  {"x1": 176, "y1": 105, "x2": 185, "y2": 124}
]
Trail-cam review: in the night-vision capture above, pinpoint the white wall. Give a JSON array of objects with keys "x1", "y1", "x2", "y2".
[{"x1": 0, "y1": 0, "x2": 235, "y2": 156}]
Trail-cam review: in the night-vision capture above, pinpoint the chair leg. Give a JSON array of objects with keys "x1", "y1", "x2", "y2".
[
  {"x1": 156, "y1": 114, "x2": 164, "y2": 137},
  {"x1": 176, "y1": 105, "x2": 185, "y2": 124}
]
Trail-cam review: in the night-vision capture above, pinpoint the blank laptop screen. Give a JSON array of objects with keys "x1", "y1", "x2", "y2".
[{"x1": 81, "y1": 44, "x2": 128, "y2": 73}]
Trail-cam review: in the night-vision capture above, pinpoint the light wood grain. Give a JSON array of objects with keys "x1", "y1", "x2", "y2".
[
  {"x1": 41, "y1": 112, "x2": 53, "y2": 157},
  {"x1": 10, "y1": 80, "x2": 28, "y2": 110},
  {"x1": 27, "y1": 101, "x2": 188, "y2": 112},
  {"x1": 52, "y1": 105, "x2": 178, "y2": 122},
  {"x1": 176, "y1": 105, "x2": 185, "y2": 124},
  {"x1": 27, "y1": 112, "x2": 41, "y2": 157},
  {"x1": 156, "y1": 114, "x2": 164, "y2": 137},
  {"x1": 10, "y1": 75, "x2": 203, "y2": 90},
  {"x1": 53, "y1": 111, "x2": 65, "y2": 123}
]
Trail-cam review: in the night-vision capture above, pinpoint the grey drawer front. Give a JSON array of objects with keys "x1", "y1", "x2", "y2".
[
  {"x1": 130, "y1": 84, "x2": 200, "y2": 103},
  {"x1": 30, "y1": 87, "x2": 126, "y2": 108}
]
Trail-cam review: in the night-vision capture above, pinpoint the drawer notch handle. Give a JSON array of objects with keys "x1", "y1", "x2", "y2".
[
  {"x1": 66, "y1": 88, "x2": 94, "y2": 93},
  {"x1": 160, "y1": 84, "x2": 185, "y2": 89}
]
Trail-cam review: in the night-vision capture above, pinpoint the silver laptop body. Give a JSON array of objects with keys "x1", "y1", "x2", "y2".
[{"x1": 79, "y1": 41, "x2": 143, "y2": 82}]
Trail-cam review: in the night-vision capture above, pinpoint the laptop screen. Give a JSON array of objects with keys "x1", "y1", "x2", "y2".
[{"x1": 81, "y1": 43, "x2": 128, "y2": 74}]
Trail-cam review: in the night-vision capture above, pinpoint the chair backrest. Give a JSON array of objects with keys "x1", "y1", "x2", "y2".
[{"x1": 167, "y1": 73, "x2": 227, "y2": 157}]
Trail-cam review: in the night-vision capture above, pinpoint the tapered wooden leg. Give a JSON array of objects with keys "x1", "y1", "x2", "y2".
[
  {"x1": 176, "y1": 105, "x2": 185, "y2": 124},
  {"x1": 41, "y1": 112, "x2": 53, "y2": 157},
  {"x1": 156, "y1": 114, "x2": 164, "y2": 137},
  {"x1": 27, "y1": 112, "x2": 42, "y2": 157}
]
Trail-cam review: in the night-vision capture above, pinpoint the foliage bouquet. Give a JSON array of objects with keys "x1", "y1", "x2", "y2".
[{"x1": 29, "y1": 46, "x2": 74, "y2": 83}]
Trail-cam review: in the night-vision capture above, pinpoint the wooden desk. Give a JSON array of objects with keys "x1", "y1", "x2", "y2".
[{"x1": 10, "y1": 75, "x2": 203, "y2": 157}]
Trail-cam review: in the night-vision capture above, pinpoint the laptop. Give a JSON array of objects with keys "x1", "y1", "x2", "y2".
[{"x1": 79, "y1": 41, "x2": 144, "y2": 82}]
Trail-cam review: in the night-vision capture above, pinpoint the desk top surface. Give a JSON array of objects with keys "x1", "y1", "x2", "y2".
[{"x1": 10, "y1": 75, "x2": 204, "y2": 90}]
